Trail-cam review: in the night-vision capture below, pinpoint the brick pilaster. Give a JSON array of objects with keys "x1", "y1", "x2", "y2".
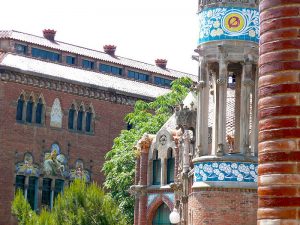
[
  {"x1": 258, "y1": 1, "x2": 300, "y2": 224},
  {"x1": 137, "y1": 134, "x2": 152, "y2": 225}
]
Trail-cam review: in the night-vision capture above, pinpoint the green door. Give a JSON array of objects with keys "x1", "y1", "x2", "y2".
[{"x1": 152, "y1": 203, "x2": 171, "y2": 225}]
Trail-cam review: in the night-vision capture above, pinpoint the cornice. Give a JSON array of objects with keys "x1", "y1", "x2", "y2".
[{"x1": 0, "y1": 68, "x2": 154, "y2": 106}]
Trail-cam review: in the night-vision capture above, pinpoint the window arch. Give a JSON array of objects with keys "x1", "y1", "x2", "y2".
[
  {"x1": 50, "y1": 98, "x2": 63, "y2": 128},
  {"x1": 152, "y1": 150, "x2": 161, "y2": 185},
  {"x1": 68, "y1": 104, "x2": 76, "y2": 130},
  {"x1": 26, "y1": 96, "x2": 34, "y2": 123},
  {"x1": 35, "y1": 97, "x2": 44, "y2": 124},
  {"x1": 77, "y1": 105, "x2": 84, "y2": 131},
  {"x1": 85, "y1": 107, "x2": 93, "y2": 133},
  {"x1": 167, "y1": 148, "x2": 175, "y2": 184},
  {"x1": 16, "y1": 94, "x2": 25, "y2": 121}
]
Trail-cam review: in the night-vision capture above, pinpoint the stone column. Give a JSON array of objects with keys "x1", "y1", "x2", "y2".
[
  {"x1": 195, "y1": 58, "x2": 209, "y2": 156},
  {"x1": 212, "y1": 55, "x2": 228, "y2": 155},
  {"x1": 258, "y1": 1, "x2": 300, "y2": 224},
  {"x1": 239, "y1": 60, "x2": 253, "y2": 155},
  {"x1": 138, "y1": 134, "x2": 152, "y2": 225},
  {"x1": 182, "y1": 129, "x2": 191, "y2": 173},
  {"x1": 251, "y1": 68, "x2": 258, "y2": 157}
]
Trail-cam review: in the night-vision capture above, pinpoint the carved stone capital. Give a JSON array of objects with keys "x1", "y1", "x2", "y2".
[
  {"x1": 216, "y1": 77, "x2": 227, "y2": 85},
  {"x1": 138, "y1": 133, "x2": 153, "y2": 153},
  {"x1": 128, "y1": 185, "x2": 147, "y2": 198},
  {"x1": 196, "y1": 80, "x2": 206, "y2": 90}
]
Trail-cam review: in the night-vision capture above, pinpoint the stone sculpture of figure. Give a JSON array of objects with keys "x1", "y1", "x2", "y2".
[
  {"x1": 69, "y1": 160, "x2": 90, "y2": 182},
  {"x1": 44, "y1": 148, "x2": 66, "y2": 176},
  {"x1": 227, "y1": 134, "x2": 235, "y2": 152}
]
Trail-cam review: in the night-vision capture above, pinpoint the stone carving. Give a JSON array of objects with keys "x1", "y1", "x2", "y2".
[
  {"x1": 16, "y1": 153, "x2": 40, "y2": 176},
  {"x1": 43, "y1": 144, "x2": 68, "y2": 177},
  {"x1": 227, "y1": 134, "x2": 235, "y2": 152},
  {"x1": 69, "y1": 160, "x2": 90, "y2": 182},
  {"x1": 50, "y1": 98, "x2": 63, "y2": 128},
  {"x1": 216, "y1": 77, "x2": 227, "y2": 85},
  {"x1": 159, "y1": 135, "x2": 167, "y2": 146},
  {"x1": 194, "y1": 162, "x2": 258, "y2": 183}
]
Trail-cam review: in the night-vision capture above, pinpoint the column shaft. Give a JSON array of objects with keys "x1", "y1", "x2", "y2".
[
  {"x1": 258, "y1": 1, "x2": 300, "y2": 224},
  {"x1": 251, "y1": 68, "x2": 258, "y2": 156},
  {"x1": 239, "y1": 62, "x2": 252, "y2": 154},
  {"x1": 196, "y1": 59, "x2": 209, "y2": 156}
]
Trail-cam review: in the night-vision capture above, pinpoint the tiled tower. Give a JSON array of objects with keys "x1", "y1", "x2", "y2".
[
  {"x1": 258, "y1": 1, "x2": 300, "y2": 224},
  {"x1": 191, "y1": 0, "x2": 259, "y2": 224}
]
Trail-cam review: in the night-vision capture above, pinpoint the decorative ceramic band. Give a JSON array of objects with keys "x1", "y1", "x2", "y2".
[
  {"x1": 147, "y1": 193, "x2": 175, "y2": 207},
  {"x1": 198, "y1": 7, "x2": 259, "y2": 44},
  {"x1": 194, "y1": 161, "x2": 258, "y2": 183}
]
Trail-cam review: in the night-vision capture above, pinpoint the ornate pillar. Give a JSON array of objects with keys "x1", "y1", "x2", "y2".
[
  {"x1": 137, "y1": 134, "x2": 152, "y2": 225},
  {"x1": 195, "y1": 58, "x2": 209, "y2": 156},
  {"x1": 251, "y1": 68, "x2": 258, "y2": 157},
  {"x1": 239, "y1": 60, "x2": 253, "y2": 155},
  {"x1": 182, "y1": 130, "x2": 191, "y2": 174},
  {"x1": 212, "y1": 53, "x2": 228, "y2": 155}
]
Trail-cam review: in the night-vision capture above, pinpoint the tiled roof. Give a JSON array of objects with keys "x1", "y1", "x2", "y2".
[
  {"x1": 0, "y1": 53, "x2": 170, "y2": 99},
  {"x1": 0, "y1": 30, "x2": 197, "y2": 81}
]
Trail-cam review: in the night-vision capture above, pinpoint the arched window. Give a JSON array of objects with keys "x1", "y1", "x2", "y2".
[
  {"x1": 77, "y1": 106, "x2": 84, "y2": 131},
  {"x1": 152, "y1": 204, "x2": 171, "y2": 225},
  {"x1": 27, "y1": 176, "x2": 38, "y2": 210},
  {"x1": 167, "y1": 148, "x2": 175, "y2": 184},
  {"x1": 152, "y1": 150, "x2": 161, "y2": 185},
  {"x1": 16, "y1": 95, "x2": 25, "y2": 121},
  {"x1": 35, "y1": 98, "x2": 43, "y2": 124},
  {"x1": 26, "y1": 96, "x2": 34, "y2": 123},
  {"x1": 50, "y1": 98, "x2": 63, "y2": 128},
  {"x1": 15, "y1": 175, "x2": 25, "y2": 194},
  {"x1": 68, "y1": 104, "x2": 76, "y2": 130},
  {"x1": 85, "y1": 107, "x2": 93, "y2": 133}
]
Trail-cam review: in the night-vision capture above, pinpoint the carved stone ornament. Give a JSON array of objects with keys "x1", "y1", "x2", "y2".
[
  {"x1": 138, "y1": 134, "x2": 153, "y2": 153},
  {"x1": 216, "y1": 77, "x2": 227, "y2": 85},
  {"x1": 159, "y1": 135, "x2": 167, "y2": 146},
  {"x1": 50, "y1": 98, "x2": 63, "y2": 128}
]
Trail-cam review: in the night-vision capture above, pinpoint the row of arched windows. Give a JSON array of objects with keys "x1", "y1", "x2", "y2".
[
  {"x1": 152, "y1": 148, "x2": 174, "y2": 185},
  {"x1": 16, "y1": 94, "x2": 44, "y2": 124},
  {"x1": 68, "y1": 104, "x2": 93, "y2": 133},
  {"x1": 16, "y1": 93, "x2": 94, "y2": 133}
]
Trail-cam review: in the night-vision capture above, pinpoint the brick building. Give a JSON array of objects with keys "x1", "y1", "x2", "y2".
[
  {"x1": 0, "y1": 29, "x2": 196, "y2": 224},
  {"x1": 131, "y1": 0, "x2": 260, "y2": 224}
]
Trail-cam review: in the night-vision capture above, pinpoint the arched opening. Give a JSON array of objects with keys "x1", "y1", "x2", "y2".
[
  {"x1": 152, "y1": 150, "x2": 161, "y2": 185},
  {"x1": 167, "y1": 148, "x2": 174, "y2": 184},
  {"x1": 152, "y1": 203, "x2": 171, "y2": 225},
  {"x1": 26, "y1": 96, "x2": 34, "y2": 123},
  {"x1": 16, "y1": 94, "x2": 25, "y2": 121},
  {"x1": 68, "y1": 104, "x2": 76, "y2": 130},
  {"x1": 77, "y1": 105, "x2": 84, "y2": 131},
  {"x1": 35, "y1": 97, "x2": 44, "y2": 124},
  {"x1": 85, "y1": 107, "x2": 93, "y2": 133}
]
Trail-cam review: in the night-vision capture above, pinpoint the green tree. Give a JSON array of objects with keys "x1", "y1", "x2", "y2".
[
  {"x1": 12, "y1": 179, "x2": 126, "y2": 225},
  {"x1": 102, "y1": 77, "x2": 192, "y2": 223}
]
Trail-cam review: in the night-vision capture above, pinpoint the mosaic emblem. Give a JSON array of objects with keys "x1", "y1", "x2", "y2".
[
  {"x1": 223, "y1": 11, "x2": 245, "y2": 33},
  {"x1": 198, "y1": 7, "x2": 259, "y2": 43}
]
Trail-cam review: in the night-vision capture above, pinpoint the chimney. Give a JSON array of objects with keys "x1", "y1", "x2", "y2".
[
  {"x1": 43, "y1": 29, "x2": 56, "y2": 41},
  {"x1": 155, "y1": 59, "x2": 167, "y2": 69},
  {"x1": 103, "y1": 45, "x2": 116, "y2": 56}
]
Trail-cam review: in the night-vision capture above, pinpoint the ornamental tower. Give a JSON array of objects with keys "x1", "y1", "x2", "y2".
[{"x1": 190, "y1": 0, "x2": 259, "y2": 224}]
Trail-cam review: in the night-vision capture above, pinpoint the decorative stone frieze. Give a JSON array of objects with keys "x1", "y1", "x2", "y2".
[{"x1": 0, "y1": 70, "x2": 141, "y2": 106}]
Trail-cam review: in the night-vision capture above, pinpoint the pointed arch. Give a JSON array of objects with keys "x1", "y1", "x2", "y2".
[
  {"x1": 35, "y1": 94, "x2": 45, "y2": 124},
  {"x1": 85, "y1": 103, "x2": 95, "y2": 133},
  {"x1": 77, "y1": 104, "x2": 85, "y2": 131},
  {"x1": 147, "y1": 195, "x2": 174, "y2": 225},
  {"x1": 26, "y1": 95, "x2": 34, "y2": 123},
  {"x1": 16, "y1": 92, "x2": 25, "y2": 121},
  {"x1": 68, "y1": 103, "x2": 77, "y2": 130},
  {"x1": 167, "y1": 148, "x2": 175, "y2": 184},
  {"x1": 50, "y1": 98, "x2": 63, "y2": 128}
]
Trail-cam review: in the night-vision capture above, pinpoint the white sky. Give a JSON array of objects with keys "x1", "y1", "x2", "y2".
[{"x1": 1, "y1": 0, "x2": 199, "y2": 75}]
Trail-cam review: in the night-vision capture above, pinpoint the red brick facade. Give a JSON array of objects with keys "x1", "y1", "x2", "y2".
[
  {"x1": 258, "y1": 0, "x2": 300, "y2": 224},
  {"x1": 0, "y1": 80, "x2": 132, "y2": 224},
  {"x1": 189, "y1": 189, "x2": 257, "y2": 225}
]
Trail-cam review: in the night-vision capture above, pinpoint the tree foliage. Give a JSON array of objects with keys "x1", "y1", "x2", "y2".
[
  {"x1": 102, "y1": 77, "x2": 192, "y2": 223},
  {"x1": 12, "y1": 179, "x2": 126, "y2": 225}
]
